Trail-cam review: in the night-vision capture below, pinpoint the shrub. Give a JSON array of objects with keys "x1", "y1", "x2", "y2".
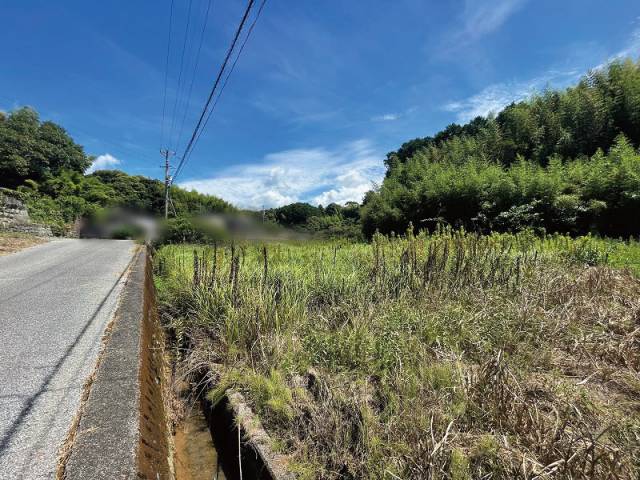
[
  {"x1": 155, "y1": 217, "x2": 227, "y2": 245},
  {"x1": 111, "y1": 224, "x2": 144, "y2": 240}
]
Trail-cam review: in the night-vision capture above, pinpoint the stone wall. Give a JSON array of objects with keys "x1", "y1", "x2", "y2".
[{"x1": 0, "y1": 190, "x2": 52, "y2": 236}]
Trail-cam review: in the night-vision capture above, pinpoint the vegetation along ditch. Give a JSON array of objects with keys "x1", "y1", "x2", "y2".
[{"x1": 153, "y1": 229, "x2": 640, "y2": 479}]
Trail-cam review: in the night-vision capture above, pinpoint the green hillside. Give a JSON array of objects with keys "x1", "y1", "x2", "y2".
[
  {"x1": 362, "y1": 60, "x2": 640, "y2": 238},
  {"x1": 0, "y1": 107, "x2": 232, "y2": 233}
]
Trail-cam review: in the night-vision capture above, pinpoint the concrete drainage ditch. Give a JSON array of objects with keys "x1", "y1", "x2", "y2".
[
  {"x1": 173, "y1": 392, "x2": 292, "y2": 480},
  {"x1": 173, "y1": 406, "x2": 226, "y2": 480},
  {"x1": 201, "y1": 391, "x2": 294, "y2": 480},
  {"x1": 60, "y1": 247, "x2": 292, "y2": 480}
]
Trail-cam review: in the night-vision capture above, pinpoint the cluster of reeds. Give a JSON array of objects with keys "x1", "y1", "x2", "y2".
[
  {"x1": 154, "y1": 229, "x2": 640, "y2": 479},
  {"x1": 370, "y1": 226, "x2": 543, "y2": 296}
]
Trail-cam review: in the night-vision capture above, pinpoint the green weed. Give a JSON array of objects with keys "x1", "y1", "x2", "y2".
[{"x1": 156, "y1": 229, "x2": 640, "y2": 479}]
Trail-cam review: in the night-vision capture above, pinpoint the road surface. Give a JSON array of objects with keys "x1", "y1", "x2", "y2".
[{"x1": 0, "y1": 239, "x2": 136, "y2": 479}]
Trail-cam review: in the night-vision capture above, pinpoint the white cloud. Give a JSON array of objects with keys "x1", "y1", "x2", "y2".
[
  {"x1": 179, "y1": 140, "x2": 385, "y2": 209},
  {"x1": 449, "y1": 0, "x2": 527, "y2": 48},
  {"x1": 616, "y1": 24, "x2": 640, "y2": 58},
  {"x1": 86, "y1": 153, "x2": 121, "y2": 173},
  {"x1": 312, "y1": 168, "x2": 375, "y2": 206},
  {"x1": 443, "y1": 23, "x2": 640, "y2": 123},
  {"x1": 443, "y1": 70, "x2": 581, "y2": 123},
  {"x1": 371, "y1": 113, "x2": 399, "y2": 122},
  {"x1": 593, "y1": 25, "x2": 640, "y2": 71},
  {"x1": 444, "y1": 23, "x2": 640, "y2": 124},
  {"x1": 443, "y1": 81, "x2": 533, "y2": 122}
]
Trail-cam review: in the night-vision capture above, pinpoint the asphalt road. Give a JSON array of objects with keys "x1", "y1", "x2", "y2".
[{"x1": 0, "y1": 239, "x2": 136, "y2": 479}]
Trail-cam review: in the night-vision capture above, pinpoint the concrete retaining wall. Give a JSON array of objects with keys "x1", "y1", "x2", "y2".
[{"x1": 63, "y1": 248, "x2": 172, "y2": 479}]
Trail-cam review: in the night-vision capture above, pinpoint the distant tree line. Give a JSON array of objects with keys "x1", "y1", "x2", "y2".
[
  {"x1": 262, "y1": 201, "x2": 362, "y2": 239},
  {"x1": 362, "y1": 59, "x2": 640, "y2": 238},
  {"x1": 0, "y1": 107, "x2": 232, "y2": 233}
]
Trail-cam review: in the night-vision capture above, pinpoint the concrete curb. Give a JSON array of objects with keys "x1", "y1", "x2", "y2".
[
  {"x1": 63, "y1": 248, "x2": 171, "y2": 479},
  {"x1": 200, "y1": 385, "x2": 295, "y2": 480},
  {"x1": 226, "y1": 391, "x2": 296, "y2": 480}
]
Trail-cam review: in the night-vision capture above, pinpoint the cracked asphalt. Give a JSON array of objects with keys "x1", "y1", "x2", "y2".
[{"x1": 0, "y1": 239, "x2": 136, "y2": 479}]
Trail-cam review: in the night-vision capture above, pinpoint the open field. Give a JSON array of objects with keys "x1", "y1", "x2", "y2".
[
  {"x1": 0, "y1": 232, "x2": 46, "y2": 256},
  {"x1": 155, "y1": 230, "x2": 640, "y2": 479}
]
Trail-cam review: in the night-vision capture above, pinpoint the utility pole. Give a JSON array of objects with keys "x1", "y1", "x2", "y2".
[{"x1": 160, "y1": 149, "x2": 174, "y2": 219}]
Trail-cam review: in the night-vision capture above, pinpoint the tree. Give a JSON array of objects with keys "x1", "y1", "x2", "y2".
[
  {"x1": 268, "y1": 202, "x2": 322, "y2": 226},
  {"x1": 0, "y1": 106, "x2": 233, "y2": 230},
  {"x1": 0, "y1": 107, "x2": 90, "y2": 187}
]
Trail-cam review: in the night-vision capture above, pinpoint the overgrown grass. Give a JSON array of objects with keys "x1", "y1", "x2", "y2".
[{"x1": 155, "y1": 228, "x2": 640, "y2": 479}]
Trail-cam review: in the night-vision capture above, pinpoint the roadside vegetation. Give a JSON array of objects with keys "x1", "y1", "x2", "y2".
[
  {"x1": 258, "y1": 201, "x2": 363, "y2": 240},
  {"x1": 0, "y1": 107, "x2": 232, "y2": 234},
  {"x1": 0, "y1": 231, "x2": 46, "y2": 255},
  {"x1": 155, "y1": 229, "x2": 640, "y2": 479},
  {"x1": 251, "y1": 60, "x2": 640, "y2": 240}
]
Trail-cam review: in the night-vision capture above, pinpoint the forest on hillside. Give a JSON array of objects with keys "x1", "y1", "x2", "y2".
[
  {"x1": 361, "y1": 59, "x2": 640, "y2": 238},
  {"x1": 0, "y1": 107, "x2": 232, "y2": 233}
]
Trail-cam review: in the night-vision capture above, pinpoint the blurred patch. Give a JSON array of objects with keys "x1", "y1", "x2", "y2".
[{"x1": 79, "y1": 208, "x2": 308, "y2": 244}]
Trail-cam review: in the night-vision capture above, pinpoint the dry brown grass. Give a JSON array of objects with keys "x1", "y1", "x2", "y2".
[{"x1": 0, "y1": 232, "x2": 46, "y2": 255}]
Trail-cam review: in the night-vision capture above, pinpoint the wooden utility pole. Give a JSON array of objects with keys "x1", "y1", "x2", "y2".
[{"x1": 160, "y1": 149, "x2": 174, "y2": 219}]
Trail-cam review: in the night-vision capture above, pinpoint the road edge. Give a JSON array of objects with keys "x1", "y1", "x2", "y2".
[{"x1": 62, "y1": 247, "x2": 172, "y2": 479}]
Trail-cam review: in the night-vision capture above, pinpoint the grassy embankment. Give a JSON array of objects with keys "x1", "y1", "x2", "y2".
[{"x1": 155, "y1": 229, "x2": 640, "y2": 479}]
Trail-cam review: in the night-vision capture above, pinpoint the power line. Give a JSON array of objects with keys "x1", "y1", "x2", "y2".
[
  {"x1": 185, "y1": 0, "x2": 267, "y2": 168},
  {"x1": 174, "y1": 0, "x2": 214, "y2": 156},
  {"x1": 174, "y1": 0, "x2": 266, "y2": 182},
  {"x1": 173, "y1": 0, "x2": 256, "y2": 181},
  {"x1": 167, "y1": 0, "x2": 195, "y2": 151},
  {"x1": 172, "y1": 0, "x2": 257, "y2": 181},
  {"x1": 160, "y1": 0, "x2": 175, "y2": 148},
  {"x1": 172, "y1": 0, "x2": 265, "y2": 183}
]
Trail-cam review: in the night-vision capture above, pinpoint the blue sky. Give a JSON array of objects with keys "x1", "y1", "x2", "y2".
[{"x1": 1, "y1": 0, "x2": 639, "y2": 209}]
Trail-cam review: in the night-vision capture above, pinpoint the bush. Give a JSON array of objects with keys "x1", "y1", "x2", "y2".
[
  {"x1": 155, "y1": 217, "x2": 226, "y2": 245},
  {"x1": 111, "y1": 224, "x2": 144, "y2": 240}
]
